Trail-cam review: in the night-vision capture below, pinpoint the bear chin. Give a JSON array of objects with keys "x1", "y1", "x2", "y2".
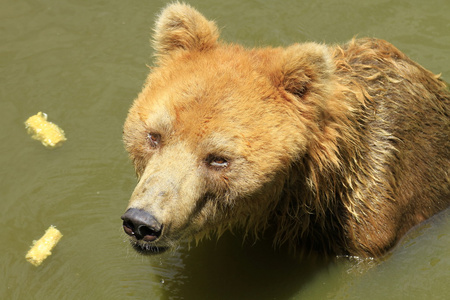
[{"x1": 130, "y1": 241, "x2": 170, "y2": 255}]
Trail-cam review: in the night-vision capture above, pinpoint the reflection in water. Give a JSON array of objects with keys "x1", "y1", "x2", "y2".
[
  {"x1": 122, "y1": 208, "x2": 449, "y2": 299},
  {"x1": 139, "y1": 233, "x2": 329, "y2": 300}
]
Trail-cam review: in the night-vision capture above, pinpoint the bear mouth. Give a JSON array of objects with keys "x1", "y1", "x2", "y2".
[{"x1": 130, "y1": 240, "x2": 170, "y2": 255}]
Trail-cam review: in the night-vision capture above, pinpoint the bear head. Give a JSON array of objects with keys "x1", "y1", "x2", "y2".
[{"x1": 122, "y1": 3, "x2": 336, "y2": 254}]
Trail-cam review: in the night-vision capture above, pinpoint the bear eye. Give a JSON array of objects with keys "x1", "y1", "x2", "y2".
[
  {"x1": 206, "y1": 155, "x2": 229, "y2": 169},
  {"x1": 147, "y1": 132, "x2": 161, "y2": 148}
]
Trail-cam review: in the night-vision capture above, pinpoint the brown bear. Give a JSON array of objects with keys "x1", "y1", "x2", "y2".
[{"x1": 121, "y1": 3, "x2": 449, "y2": 258}]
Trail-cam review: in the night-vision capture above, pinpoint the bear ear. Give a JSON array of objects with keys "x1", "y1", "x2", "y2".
[
  {"x1": 153, "y1": 3, "x2": 220, "y2": 57},
  {"x1": 278, "y1": 43, "x2": 334, "y2": 99}
]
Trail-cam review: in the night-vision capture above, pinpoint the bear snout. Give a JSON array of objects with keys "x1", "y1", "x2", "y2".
[{"x1": 121, "y1": 208, "x2": 163, "y2": 242}]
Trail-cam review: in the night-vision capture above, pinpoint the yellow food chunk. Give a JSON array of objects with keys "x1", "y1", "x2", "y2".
[
  {"x1": 26, "y1": 226, "x2": 63, "y2": 266},
  {"x1": 25, "y1": 112, "x2": 67, "y2": 148}
]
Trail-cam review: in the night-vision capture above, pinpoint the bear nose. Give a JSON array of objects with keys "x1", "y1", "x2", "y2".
[{"x1": 121, "y1": 208, "x2": 163, "y2": 242}]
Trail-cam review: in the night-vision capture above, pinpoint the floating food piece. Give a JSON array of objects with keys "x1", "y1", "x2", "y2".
[
  {"x1": 26, "y1": 226, "x2": 63, "y2": 266},
  {"x1": 25, "y1": 112, "x2": 67, "y2": 148}
]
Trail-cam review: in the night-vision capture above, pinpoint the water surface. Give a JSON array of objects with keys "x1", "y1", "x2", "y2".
[{"x1": 1, "y1": 0, "x2": 449, "y2": 299}]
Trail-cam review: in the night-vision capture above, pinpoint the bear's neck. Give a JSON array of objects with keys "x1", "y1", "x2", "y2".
[{"x1": 274, "y1": 77, "x2": 369, "y2": 256}]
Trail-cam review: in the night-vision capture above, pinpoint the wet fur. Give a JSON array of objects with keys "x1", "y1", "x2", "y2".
[{"x1": 123, "y1": 3, "x2": 450, "y2": 257}]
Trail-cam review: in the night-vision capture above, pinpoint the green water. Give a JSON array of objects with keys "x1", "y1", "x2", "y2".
[{"x1": 1, "y1": 0, "x2": 449, "y2": 299}]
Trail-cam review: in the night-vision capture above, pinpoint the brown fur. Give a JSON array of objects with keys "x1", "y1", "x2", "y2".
[{"x1": 122, "y1": 3, "x2": 450, "y2": 257}]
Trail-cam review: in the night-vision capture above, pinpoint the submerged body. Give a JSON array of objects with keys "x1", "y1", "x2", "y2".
[{"x1": 121, "y1": 3, "x2": 449, "y2": 258}]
